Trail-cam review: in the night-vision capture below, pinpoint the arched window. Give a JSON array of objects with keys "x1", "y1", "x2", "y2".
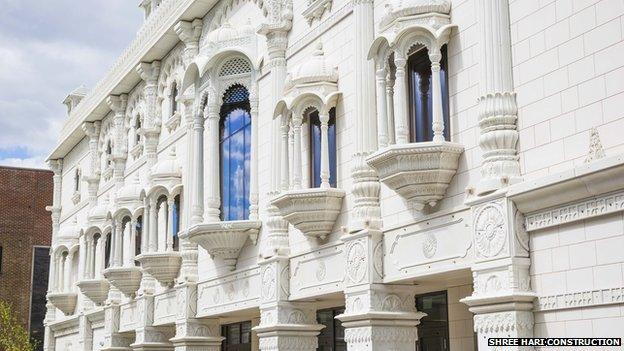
[
  {"x1": 170, "y1": 82, "x2": 178, "y2": 116},
  {"x1": 135, "y1": 215, "x2": 142, "y2": 262},
  {"x1": 74, "y1": 168, "x2": 81, "y2": 192},
  {"x1": 106, "y1": 140, "x2": 113, "y2": 166},
  {"x1": 172, "y1": 195, "x2": 180, "y2": 251},
  {"x1": 104, "y1": 233, "x2": 112, "y2": 268},
  {"x1": 135, "y1": 117, "x2": 142, "y2": 144},
  {"x1": 407, "y1": 45, "x2": 449, "y2": 142},
  {"x1": 92, "y1": 233, "x2": 101, "y2": 277},
  {"x1": 309, "y1": 108, "x2": 337, "y2": 188},
  {"x1": 219, "y1": 84, "x2": 251, "y2": 221}
]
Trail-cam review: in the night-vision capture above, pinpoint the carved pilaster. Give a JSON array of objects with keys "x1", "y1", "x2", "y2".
[
  {"x1": 82, "y1": 122, "x2": 102, "y2": 206},
  {"x1": 101, "y1": 303, "x2": 132, "y2": 351},
  {"x1": 47, "y1": 159, "x2": 63, "y2": 242},
  {"x1": 254, "y1": 256, "x2": 324, "y2": 351},
  {"x1": 462, "y1": 194, "x2": 536, "y2": 351},
  {"x1": 337, "y1": 227, "x2": 424, "y2": 351},
  {"x1": 78, "y1": 315, "x2": 94, "y2": 351},
  {"x1": 174, "y1": 19, "x2": 203, "y2": 67},
  {"x1": 350, "y1": 0, "x2": 380, "y2": 232},
  {"x1": 107, "y1": 94, "x2": 129, "y2": 187},
  {"x1": 136, "y1": 61, "x2": 162, "y2": 167},
  {"x1": 476, "y1": 0, "x2": 522, "y2": 195},
  {"x1": 171, "y1": 283, "x2": 223, "y2": 351}
]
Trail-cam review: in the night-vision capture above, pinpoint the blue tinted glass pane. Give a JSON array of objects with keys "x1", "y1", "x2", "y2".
[
  {"x1": 328, "y1": 111, "x2": 337, "y2": 188},
  {"x1": 230, "y1": 123, "x2": 245, "y2": 220},
  {"x1": 172, "y1": 200, "x2": 179, "y2": 236},
  {"x1": 310, "y1": 112, "x2": 322, "y2": 188},
  {"x1": 220, "y1": 107, "x2": 251, "y2": 221},
  {"x1": 221, "y1": 136, "x2": 231, "y2": 220}
]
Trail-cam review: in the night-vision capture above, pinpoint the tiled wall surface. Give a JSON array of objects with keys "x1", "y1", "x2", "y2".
[{"x1": 510, "y1": 0, "x2": 624, "y2": 178}]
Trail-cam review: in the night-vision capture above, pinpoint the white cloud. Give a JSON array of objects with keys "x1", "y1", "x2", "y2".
[{"x1": 0, "y1": 0, "x2": 142, "y2": 169}]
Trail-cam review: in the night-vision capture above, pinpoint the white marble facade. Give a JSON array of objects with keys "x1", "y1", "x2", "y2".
[{"x1": 44, "y1": 0, "x2": 624, "y2": 350}]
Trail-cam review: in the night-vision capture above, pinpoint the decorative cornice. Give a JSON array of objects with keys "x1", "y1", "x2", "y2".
[
  {"x1": 536, "y1": 286, "x2": 624, "y2": 312},
  {"x1": 525, "y1": 189, "x2": 624, "y2": 232}
]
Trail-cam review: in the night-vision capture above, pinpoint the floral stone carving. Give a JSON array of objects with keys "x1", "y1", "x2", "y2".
[
  {"x1": 271, "y1": 187, "x2": 345, "y2": 240},
  {"x1": 366, "y1": 141, "x2": 463, "y2": 211},
  {"x1": 474, "y1": 204, "x2": 507, "y2": 258}
]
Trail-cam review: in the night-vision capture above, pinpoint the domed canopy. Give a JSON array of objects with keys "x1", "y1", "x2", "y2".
[
  {"x1": 88, "y1": 195, "x2": 110, "y2": 222},
  {"x1": 208, "y1": 20, "x2": 255, "y2": 43},
  {"x1": 150, "y1": 147, "x2": 181, "y2": 180},
  {"x1": 287, "y1": 42, "x2": 338, "y2": 88},
  {"x1": 380, "y1": 0, "x2": 451, "y2": 30},
  {"x1": 58, "y1": 217, "x2": 80, "y2": 240},
  {"x1": 117, "y1": 174, "x2": 144, "y2": 203}
]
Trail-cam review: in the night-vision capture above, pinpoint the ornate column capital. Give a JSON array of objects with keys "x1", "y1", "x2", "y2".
[
  {"x1": 48, "y1": 158, "x2": 63, "y2": 176},
  {"x1": 174, "y1": 19, "x2": 203, "y2": 66},
  {"x1": 106, "y1": 94, "x2": 128, "y2": 115},
  {"x1": 136, "y1": 61, "x2": 161, "y2": 85}
]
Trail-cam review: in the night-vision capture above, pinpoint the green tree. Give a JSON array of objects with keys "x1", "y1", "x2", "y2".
[{"x1": 0, "y1": 300, "x2": 37, "y2": 351}]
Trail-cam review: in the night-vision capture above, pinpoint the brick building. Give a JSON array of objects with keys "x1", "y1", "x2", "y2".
[{"x1": 0, "y1": 166, "x2": 52, "y2": 348}]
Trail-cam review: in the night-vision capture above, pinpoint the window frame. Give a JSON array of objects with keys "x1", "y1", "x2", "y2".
[
  {"x1": 415, "y1": 290, "x2": 450, "y2": 351},
  {"x1": 307, "y1": 107, "x2": 338, "y2": 189},
  {"x1": 221, "y1": 320, "x2": 252, "y2": 351},
  {"x1": 316, "y1": 306, "x2": 346, "y2": 351},
  {"x1": 407, "y1": 45, "x2": 450, "y2": 143}
]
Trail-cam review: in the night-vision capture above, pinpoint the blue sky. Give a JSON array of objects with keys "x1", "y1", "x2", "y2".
[{"x1": 0, "y1": 0, "x2": 143, "y2": 168}]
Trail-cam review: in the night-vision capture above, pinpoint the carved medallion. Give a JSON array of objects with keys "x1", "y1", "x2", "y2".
[
  {"x1": 422, "y1": 233, "x2": 437, "y2": 259},
  {"x1": 262, "y1": 266, "x2": 276, "y2": 300},
  {"x1": 316, "y1": 261, "x2": 326, "y2": 281},
  {"x1": 346, "y1": 241, "x2": 367, "y2": 283},
  {"x1": 475, "y1": 204, "x2": 507, "y2": 258}
]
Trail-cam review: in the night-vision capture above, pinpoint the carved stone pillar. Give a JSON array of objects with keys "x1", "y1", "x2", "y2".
[
  {"x1": 337, "y1": 228, "x2": 425, "y2": 351},
  {"x1": 101, "y1": 304, "x2": 132, "y2": 351},
  {"x1": 254, "y1": 257, "x2": 324, "y2": 351},
  {"x1": 44, "y1": 159, "x2": 63, "y2": 336},
  {"x1": 170, "y1": 283, "x2": 223, "y2": 351},
  {"x1": 178, "y1": 95, "x2": 200, "y2": 283},
  {"x1": 107, "y1": 94, "x2": 129, "y2": 188},
  {"x1": 136, "y1": 61, "x2": 162, "y2": 168},
  {"x1": 82, "y1": 121, "x2": 102, "y2": 206},
  {"x1": 249, "y1": 82, "x2": 260, "y2": 220},
  {"x1": 203, "y1": 88, "x2": 220, "y2": 223},
  {"x1": 78, "y1": 315, "x2": 94, "y2": 351},
  {"x1": 476, "y1": 0, "x2": 522, "y2": 195},
  {"x1": 350, "y1": 0, "x2": 381, "y2": 233},
  {"x1": 260, "y1": 29, "x2": 290, "y2": 258},
  {"x1": 461, "y1": 195, "x2": 535, "y2": 350},
  {"x1": 173, "y1": 19, "x2": 203, "y2": 67}
]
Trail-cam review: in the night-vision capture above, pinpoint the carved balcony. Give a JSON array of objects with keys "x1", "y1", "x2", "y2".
[
  {"x1": 103, "y1": 266, "x2": 142, "y2": 297},
  {"x1": 135, "y1": 251, "x2": 181, "y2": 287},
  {"x1": 77, "y1": 279, "x2": 110, "y2": 305},
  {"x1": 367, "y1": 141, "x2": 464, "y2": 211},
  {"x1": 271, "y1": 188, "x2": 345, "y2": 240},
  {"x1": 182, "y1": 220, "x2": 261, "y2": 271},
  {"x1": 48, "y1": 292, "x2": 77, "y2": 316}
]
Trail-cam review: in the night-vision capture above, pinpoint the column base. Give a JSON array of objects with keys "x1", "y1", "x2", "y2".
[{"x1": 255, "y1": 324, "x2": 324, "y2": 351}]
